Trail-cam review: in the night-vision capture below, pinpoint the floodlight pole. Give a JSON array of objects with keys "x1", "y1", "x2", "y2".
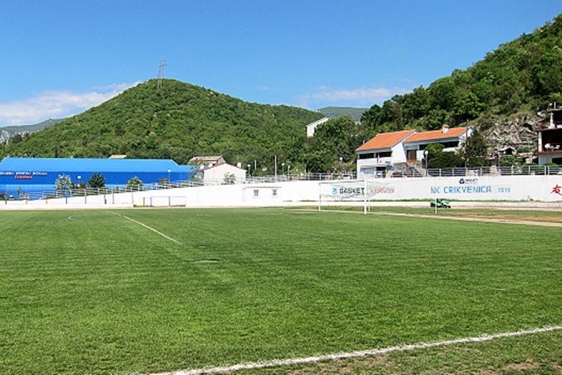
[{"x1": 274, "y1": 155, "x2": 278, "y2": 182}]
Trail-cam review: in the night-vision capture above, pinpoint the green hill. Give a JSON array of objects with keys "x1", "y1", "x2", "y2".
[
  {"x1": 0, "y1": 80, "x2": 323, "y2": 169},
  {"x1": 0, "y1": 119, "x2": 64, "y2": 143},
  {"x1": 3, "y1": 15, "x2": 562, "y2": 172},
  {"x1": 1, "y1": 118, "x2": 64, "y2": 134},
  {"x1": 361, "y1": 14, "x2": 562, "y2": 133},
  {"x1": 317, "y1": 107, "x2": 368, "y2": 122}
]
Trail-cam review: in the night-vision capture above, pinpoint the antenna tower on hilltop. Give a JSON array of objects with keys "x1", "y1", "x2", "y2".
[{"x1": 157, "y1": 60, "x2": 167, "y2": 90}]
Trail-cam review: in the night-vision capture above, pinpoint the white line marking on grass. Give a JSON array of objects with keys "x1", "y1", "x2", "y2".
[
  {"x1": 154, "y1": 325, "x2": 562, "y2": 375},
  {"x1": 108, "y1": 211, "x2": 181, "y2": 244}
]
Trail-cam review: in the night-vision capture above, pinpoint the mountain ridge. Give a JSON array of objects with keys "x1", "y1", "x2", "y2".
[
  {"x1": 0, "y1": 80, "x2": 324, "y2": 169},
  {"x1": 2, "y1": 14, "x2": 562, "y2": 171}
]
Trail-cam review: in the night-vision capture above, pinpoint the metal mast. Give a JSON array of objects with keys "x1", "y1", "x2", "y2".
[{"x1": 157, "y1": 60, "x2": 167, "y2": 90}]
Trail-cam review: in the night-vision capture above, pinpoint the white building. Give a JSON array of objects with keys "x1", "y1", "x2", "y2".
[
  {"x1": 356, "y1": 125, "x2": 472, "y2": 179},
  {"x1": 356, "y1": 129, "x2": 416, "y2": 179},
  {"x1": 306, "y1": 117, "x2": 330, "y2": 137},
  {"x1": 188, "y1": 155, "x2": 226, "y2": 168},
  {"x1": 195, "y1": 163, "x2": 247, "y2": 185},
  {"x1": 537, "y1": 108, "x2": 562, "y2": 165}
]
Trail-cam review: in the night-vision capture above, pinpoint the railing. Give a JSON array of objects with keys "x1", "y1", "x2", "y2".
[
  {"x1": 2, "y1": 166, "x2": 560, "y2": 201},
  {"x1": 420, "y1": 165, "x2": 559, "y2": 178},
  {"x1": 3, "y1": 173, "x2": 353, "y2": 201}
]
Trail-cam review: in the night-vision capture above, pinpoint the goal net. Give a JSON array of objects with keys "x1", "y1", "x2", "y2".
[
  {"x1": 318, "y1": 179, "x2": 392, "y2": 214},
  {"x1": 145, "y1": 196, "x2": 187, "y2": 207}
]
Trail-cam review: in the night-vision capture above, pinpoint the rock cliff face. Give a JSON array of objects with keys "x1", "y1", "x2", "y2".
[
  {"x1": 476, "y1": 113, "x2": 540, "y2": 158},
  {"x1": 0, "y1": 130, "x2": 10, "y2": 144}
]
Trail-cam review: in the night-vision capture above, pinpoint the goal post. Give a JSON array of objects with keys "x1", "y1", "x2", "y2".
[
  {"x1": 318, "y1": 179, "x2": 392, "y2": 214},
  {"x1": 146, "y1": 196, "x2": 187, "y2": 207}
]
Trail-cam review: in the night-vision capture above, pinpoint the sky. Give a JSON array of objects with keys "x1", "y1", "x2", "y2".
[{"x1": 1, "y1": 1, "x2": 561, "y2": 127}]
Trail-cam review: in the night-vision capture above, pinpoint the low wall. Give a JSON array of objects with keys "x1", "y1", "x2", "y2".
[
  {"x1": 1, "y1": 175, "x2": 561, "y2": 210},
  {"x1": 322, "y1": 175, "x2": 562, "y2": 202}
]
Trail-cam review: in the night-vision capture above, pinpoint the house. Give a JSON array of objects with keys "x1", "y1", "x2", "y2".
[
  {"x1": 306, "y1": 117, "x2": 330, "y2": 137},
  {"x1": 537, "y1": 107, "x2": 562, "y2": 165},
  {"x1": 195, "y1": 163, "x2": 247, "y2": 185},
  {"x1": 356, "y1": 129, "x2": 415, "y2": 178},
  {"x1": 402, "y1": 125, "x2": 472, "y2": 163},
  {"x1": 188, "y1": 155, "x2": 226, "y2": 168},
  {"x1": 356, "y1": 125, "x2": 472, "y2": 178}
]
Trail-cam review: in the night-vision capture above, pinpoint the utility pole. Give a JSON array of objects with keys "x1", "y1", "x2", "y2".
[{"x1": 157, "y1": 60, "x2": 167, "y2": 90}]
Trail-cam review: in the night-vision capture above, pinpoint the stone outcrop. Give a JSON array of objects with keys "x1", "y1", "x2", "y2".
[{"x1": 475, "y1": 113, "x2": 540, "y2": 159}]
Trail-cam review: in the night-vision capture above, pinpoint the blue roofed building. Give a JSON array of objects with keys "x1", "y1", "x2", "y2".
[{"x1": 0, "y1": 157, "x2": 195, "y2": 199}]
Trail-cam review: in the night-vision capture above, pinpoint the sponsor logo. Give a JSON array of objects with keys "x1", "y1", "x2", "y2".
[
  {"x1": 431, "y1": 185, "x2": 492, "y2": 194},
  {"x1": 459, "y1": 178, "x2": 478, "y2": 184},
  {"x1": 333, "y1": 186, "x2": 395, "y2": 196},
  {"x1": 0, "y1": 171, "x2": 48, "y2": 179}
]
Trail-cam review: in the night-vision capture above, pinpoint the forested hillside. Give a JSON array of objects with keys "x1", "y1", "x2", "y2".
[
  {"x1": 317, "y1": 107, "x2": 368, "y2": 122},
  {"x1": 361, "y1": 14, "x2": 562, "y2": 133},
  {"x1": 3, "y1": 15, "x2": 562, "y2": 173},
  {"x1": 0, "y1": 80, "x2": 323, "y2": 171}
]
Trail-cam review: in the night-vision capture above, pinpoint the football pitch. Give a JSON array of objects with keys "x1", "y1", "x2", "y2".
[{"x1": 1, "y1": 208, "x2": 561, "y2": 374}]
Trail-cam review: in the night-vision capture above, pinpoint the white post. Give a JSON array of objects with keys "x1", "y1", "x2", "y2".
[
  {"x1": 363, "y1": 178, "x2": 367, "y2": 215},
  {"x1": 318, "y1": 182, "x2": 321, "y2": 212}
]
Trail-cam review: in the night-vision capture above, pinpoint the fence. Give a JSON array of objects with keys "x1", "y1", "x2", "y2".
[{"x1": 2, "y1": 165, "x2": 560, "y2": 202}]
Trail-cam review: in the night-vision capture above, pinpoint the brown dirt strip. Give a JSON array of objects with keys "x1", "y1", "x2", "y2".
[{"x1": 375, "y1": 211, "x2": 562, "y2": 227}]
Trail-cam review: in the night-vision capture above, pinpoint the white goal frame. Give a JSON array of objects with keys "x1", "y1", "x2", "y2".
[
  {"x1": 318, "y1": 179, "x2": 392, "y2": 215},
  {"x1": 146, "y1": 196, "x2": 187, "y2": 207}
]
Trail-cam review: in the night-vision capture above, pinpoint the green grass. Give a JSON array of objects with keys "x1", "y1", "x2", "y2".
[{"x1": 0, "y1": 208, "x2": 561, "y2": 374}]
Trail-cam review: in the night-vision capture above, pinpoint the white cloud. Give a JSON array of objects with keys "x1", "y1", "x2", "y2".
[
  {"x1": 299, "y1": 86, "x2": 411, "y2": 109},
  {"x1": 0, "y1": 82, "x2": 141, "y2": 126}
]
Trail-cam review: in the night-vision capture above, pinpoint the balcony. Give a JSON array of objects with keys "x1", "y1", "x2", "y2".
[{"x1": 540, "y1": 143, "x2": 562, "y2": 154}]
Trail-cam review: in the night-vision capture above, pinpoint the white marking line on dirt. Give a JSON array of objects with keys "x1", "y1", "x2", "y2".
[
  {"x1": 155, "y1": 325, "x2": 562, "y2": 375},
  {"x1": 108, "y1": 211, "x2": 181, "y2": 244}
]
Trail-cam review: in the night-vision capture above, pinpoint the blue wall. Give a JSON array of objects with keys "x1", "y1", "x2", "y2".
[{"x1": 0, "y1": 157, "x2": 196, "y2": 198}]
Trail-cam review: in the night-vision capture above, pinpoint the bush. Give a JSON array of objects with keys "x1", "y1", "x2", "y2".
[{"x1": 545, "y1": 162, "x2": 560, "y2": 175}]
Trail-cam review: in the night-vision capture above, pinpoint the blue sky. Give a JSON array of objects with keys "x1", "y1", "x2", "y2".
[{"x1": 1, "y1": 0, "x2": 561, "y2": 126}]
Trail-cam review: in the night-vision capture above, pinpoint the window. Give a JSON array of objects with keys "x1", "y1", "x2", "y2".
[
  {"x1": 253, "y1": 189, "x2": 259, "y2": 198},
  {"x1": 441, "y1": 141, "x2": 459, "y2": 148},
  {"x1": 358, "y1": 153, "x2": 375, "y2": 159},
  {"x1": 377, "y1": 151, "x2": 392, "y2": 158},
  {"x1": 272, "y1": 189, "x2": 278, "y2": 197}
]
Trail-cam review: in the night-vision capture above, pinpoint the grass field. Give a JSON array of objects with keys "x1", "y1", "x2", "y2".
[{"x1": 0, "y1": 208, "x2": 561, "y2": 374}]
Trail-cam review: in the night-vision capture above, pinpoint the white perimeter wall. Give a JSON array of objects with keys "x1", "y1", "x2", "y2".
[{"x1": 2, "y1": 175, "x2": 562, "y2": 209}]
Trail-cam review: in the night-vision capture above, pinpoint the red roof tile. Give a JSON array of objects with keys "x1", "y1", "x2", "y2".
[
  {"x1": 404, "y1": 126, "x2": 468, "y2": 143},
  {"x1": 356, "y1": 130, "x2": 416, "y2": 151}
]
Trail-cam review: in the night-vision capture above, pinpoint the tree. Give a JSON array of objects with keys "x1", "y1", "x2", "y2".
[
  {"x1": 222, "y1": 172, "x2": 236, "y2": 185},
  {"x1": 424, "y1": 143, "x2": 465, "y2": 169},
  {"x1": 303, "y1": 116, "x2": 367, "y2": 172},
  {"x1": 428, "y1": 151, "x2": 465, "y2": 169},
  {"x1": 88, "y1": 173, "x2": 106, "y2": 188},
  {"x1": 126, "y1": 176, "x2": 143, "y2": 190},
  {"x1": 461, "y1": 130, "x2": 490, "y2": 167},
  {"x1": 10, "y1": 134, "x2": 23, "y2": 144},
  {"x1": 55, "y1": 174, "x2": 74, "y2": 191}
]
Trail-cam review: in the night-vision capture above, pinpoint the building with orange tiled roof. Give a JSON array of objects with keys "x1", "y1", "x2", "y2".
[
  {"x1": 356, "y1": 130, "x2": 415, "y2": 178},
  {"x1": 537, "y1": 107, "x2": 562, "y2": 165},
  {"x1": 403, "y1": 125, "x2": 472, "y2": 163},
  {"x1": 356, "y1": 125, "x2": 472, "y2": 178}
]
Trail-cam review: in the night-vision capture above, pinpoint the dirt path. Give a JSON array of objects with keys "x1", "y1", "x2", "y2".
[{"x1": 376, "y1": 211, "x2": 562, "y2": 227}]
